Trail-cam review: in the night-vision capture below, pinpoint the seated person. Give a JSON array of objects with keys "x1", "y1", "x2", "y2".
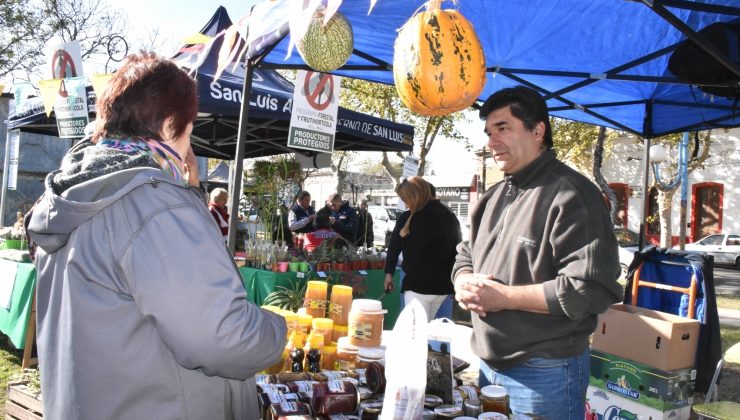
[{"x1": 303, "y1": 208, "x2": 339, "y2": 253}]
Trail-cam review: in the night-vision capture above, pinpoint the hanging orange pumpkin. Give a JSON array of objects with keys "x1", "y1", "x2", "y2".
[{"x1": 393, "y1": 0, "x2": 486, "y2": 116}]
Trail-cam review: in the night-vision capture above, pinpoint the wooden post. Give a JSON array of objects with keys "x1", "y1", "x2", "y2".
[{"x1": 21, "y1": 289, "x2": 37, "y2": 369}]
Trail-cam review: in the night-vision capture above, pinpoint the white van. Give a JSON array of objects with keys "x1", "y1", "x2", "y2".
[{"x1": 367, "y1": 205, "x2": 403, "y2": 248}]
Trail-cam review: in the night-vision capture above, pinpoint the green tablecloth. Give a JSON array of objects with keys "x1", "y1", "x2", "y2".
[
  {"x1": 239, "y1": 267, "x2": 402, "y2": 329},
  {"x1": 0, "y1": 260, "x2": 36, "y2": 349}
]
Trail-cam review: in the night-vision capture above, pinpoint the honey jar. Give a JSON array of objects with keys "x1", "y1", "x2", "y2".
[
  {"x1": 304, "y1": 281, "x2": 328, "y2": 318},
  {"x1": 322, "y1": 343, "x2": 337, "y2": 371},
  {"x1": 355, "y1": 347, "x2": 385, "y2": 369},
  {"x1": 332, "y1": 324, "x2": 348, "y2": 342},
  {"x1": 334, "y1": 336, "x2": 359, "y2": 371},
  {"x1": 312, "y1": 317, "x2": 335, "y2": 342},
  {"x1": 348, "y1": 299, "x2": 386, "y2": 347},
  {"x1": 479, "y1": 385, "x2": 509, "y2": 416},
  {"x1": 297, "y1": 313, "x2": 314, "y2": 335},
  {"x1": 329, "y1": 285, "x2": 353, "y2": 326}
]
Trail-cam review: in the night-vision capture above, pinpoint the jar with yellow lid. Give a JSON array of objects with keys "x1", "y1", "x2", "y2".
[
  {"x1": 303, "y1": 331, "x2": 325, "y2": 373},
  {"x1": 304, "y1": 280, "x2": 328, "y2": 318},
  {"x1": 329, "y1": 284, "x2": 353, "y2": 326},
  {"x1": 332, "y1": 324, "x2": 348, "y2": 342},
  {"x1": 297, "y1": 313, "x2": 313, "y2": 335},
  {"x1": 312, "y1": 317, "x2": 334, "y2": 342},
  {"x1": 282, "y1": 310, "x2": 298, "y2": 335},
  {"x1": 348, "y1": 299, "x2": 386, "y2": 347},
  {"x1": 321, "y1": 343, "x2": 337, "y2": 371}
]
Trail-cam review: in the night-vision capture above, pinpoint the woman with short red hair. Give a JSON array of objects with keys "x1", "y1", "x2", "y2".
[{"x1": 27, "y1": 52, "x2": 286, "y2": 419}]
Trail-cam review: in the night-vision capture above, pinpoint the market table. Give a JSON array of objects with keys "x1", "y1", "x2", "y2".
[
  {"x1": 0, "y1": 259, "x2": 37, "y2": 368},
  {"x1": 239, "y1": 267, "x2": 402, "y2": 329}
]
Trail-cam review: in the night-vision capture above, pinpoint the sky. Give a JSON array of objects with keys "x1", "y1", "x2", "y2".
[{"x1": 110, "y1": 0, "x2": 482, "y2": 178}]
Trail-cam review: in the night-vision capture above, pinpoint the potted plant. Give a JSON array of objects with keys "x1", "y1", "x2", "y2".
[
  {"x1": 0, "y1": 227, "x2": 26, "y2": 250},
  {"x1": 262, "y1": 281, "x2": 307, "y2": 312}
]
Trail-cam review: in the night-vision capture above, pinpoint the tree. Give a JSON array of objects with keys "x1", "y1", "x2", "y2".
[
  {"x1": 339, "y1": 78, "x2": 469, "y2": 186},
  {"x1": 649, "y1": 131, "x2": 714, "y2": 247},
  {"x1": 0, "y1": 0, "x2": 46, "y2": 79},
  {"x1": 0, "y1": 0, "x2": 128, "y2": 81}
]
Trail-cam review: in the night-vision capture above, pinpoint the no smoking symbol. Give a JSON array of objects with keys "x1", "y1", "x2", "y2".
[
  {"x1": 303, "y1": 72, "x2": 334, "y2": 111},
  {"x1": 51, "y1": 49, "x2": 78, "y2": 79}
]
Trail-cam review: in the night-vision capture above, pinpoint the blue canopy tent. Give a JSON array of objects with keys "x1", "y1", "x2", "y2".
[{"x1": 191, "y1": 0, "x2": 739, "y2": 252}]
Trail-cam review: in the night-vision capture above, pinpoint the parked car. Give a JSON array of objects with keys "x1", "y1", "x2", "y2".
[
  {"x1": 680, "y1": 233, "x2": 740, "y2": 267},
  {"x1": 614, "y1": 226, "x2": 640, "y2": 279},
  {"x1": 367, "y1": 205, "x2": 401, "y2": 248}
]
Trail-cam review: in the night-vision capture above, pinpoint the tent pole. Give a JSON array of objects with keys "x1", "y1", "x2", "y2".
[
  {"x1": 227, "y1": 58, "x2": 257, "y2": 254},
  {"x1": 639, "y1": 137, "x2": 652, "y2": 251}
]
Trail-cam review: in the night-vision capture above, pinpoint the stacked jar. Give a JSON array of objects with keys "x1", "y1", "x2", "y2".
[
  {"x1": 304, "y1": 281, "x2": 328, "y2": 318},
  {"x1": 329, "y1": 285, "x2": 353, "y2": 337},
  {"x1": 347, "y1": 299, "x2": 386, "y2": 348}
]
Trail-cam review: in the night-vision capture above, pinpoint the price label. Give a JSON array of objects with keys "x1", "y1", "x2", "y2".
[
  {"x1": 297, "y1": 272, "x2": 305, "y2": 279},
  {"x1": 358, "y1": 270, "x2": 367, "y2": 275},
  {"x1": 317, "y1": 271, "x2": 326, "y2": 278}
]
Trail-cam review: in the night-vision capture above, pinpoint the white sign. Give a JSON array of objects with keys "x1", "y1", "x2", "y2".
[
  {"x1": 402, "y1": 155, "x2": 419, "y2": 178},
  {"x1": 54, "y1": 78, "x2": 89, "y2": 138},
  {"x1": 47, "y1": 40, "x2": 84, "y2": 79},
  {"x1": 7, "y1": 131, "x2": 20, "y2": 190},
  {"x1": 288, "y1": 70, "x2": 341, "y2": 154}
]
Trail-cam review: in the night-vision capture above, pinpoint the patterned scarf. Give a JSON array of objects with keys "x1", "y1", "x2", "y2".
[{"x1": 98, "y1": 137, "x2": 187, "y2": 185}]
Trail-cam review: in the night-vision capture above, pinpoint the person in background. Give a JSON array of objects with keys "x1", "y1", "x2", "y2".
[
  {"x1": 26, "y1": 52, "x2": 286, "y2": 419},
  {"x1": 289, "y1": 190, "x2": 316, "y2": 234},
  {"x1": 355, "y1": 198, "x2": 374, "y2": 249},
  {"x1": 328, "y1": 193, "x2": 359, "y2": 244},
  {"x1": 453, "y1": 85, "x2": 623, "y2": 419},
  {"x1": 383, "y1": 176, "x2": 461, "y2": 322},
  {"x1": 303, "y1": 207, "x2": 340, "y2": 254},
  {"x1": 208, "y1": 187, "x2": 230, "y2": 242}
]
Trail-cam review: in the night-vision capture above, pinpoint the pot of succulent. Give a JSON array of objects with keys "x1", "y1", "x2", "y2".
[
  {"x1": 262, "y1": 281, "x2": 307, "y2": 313},
  {"x1": 0, "y1": 227, "x2": 25, "y2": 250}
]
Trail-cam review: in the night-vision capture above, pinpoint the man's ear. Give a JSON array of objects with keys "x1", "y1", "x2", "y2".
[{"x1": 534, "y1": 121, "x2": 546, "y2": 141}]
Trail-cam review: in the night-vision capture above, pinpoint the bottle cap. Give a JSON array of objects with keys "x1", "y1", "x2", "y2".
[
  {"x1": 350, "y1": 299, "x2": 386, "y2": 314},
  {"x1": 357, "y1": 347, "x2": 385, "y2": 361},
  {"x1": 336, "y1": 336, "x2": 359, "y2": 353},
  {"x1": 312, "y1": 317, "x2": 334, "y2": 331},
  {"x1": 298, "y1": 313, "x2": 313, "y2": 328},
  {"x1": 331, "y1": 284, "x2": 353, "y2": 296},
  {"x1": 307, "y1": 280, "x2": 328, "y2": 290},
  {"x1": 481, "y1": 385, "x2": 508, "y2": 398}
]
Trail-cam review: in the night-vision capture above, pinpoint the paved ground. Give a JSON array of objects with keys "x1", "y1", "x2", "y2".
[{"x1": 714, "y1": 266, "x2": 740, "y2": 328}]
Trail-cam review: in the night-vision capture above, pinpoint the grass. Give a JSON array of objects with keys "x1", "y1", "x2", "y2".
[
  {"x1": 0, "y1": 341, "x2": 23, "y2": 419},
  {"x1": 716, "y1": 295, "x2": 740, "y2": 311}
]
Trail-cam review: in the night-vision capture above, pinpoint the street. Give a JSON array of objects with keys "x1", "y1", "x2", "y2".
[{"x1": 714, "y1": 266, "x2": 740, "y2": 296}]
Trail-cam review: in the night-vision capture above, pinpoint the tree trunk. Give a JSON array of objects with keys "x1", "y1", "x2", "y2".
[
  {"x1": 658, "y1": 188, "x2": 676, "y2": 248},
  {"x1": 592, "y1": 126, "x2": 617, "y2": 225},
  {"x1": 380, "y1": 151, "x2": 403, "y2": 189}
]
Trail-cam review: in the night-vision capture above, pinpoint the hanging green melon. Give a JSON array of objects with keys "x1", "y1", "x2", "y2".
[{"x1": 297, "y1": 10, "x2": 354, "y2": 72}]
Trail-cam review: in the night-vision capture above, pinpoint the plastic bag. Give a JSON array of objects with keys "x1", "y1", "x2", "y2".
[{"x1": 380, "y1": 300, "x2": 428, "y2": 420}]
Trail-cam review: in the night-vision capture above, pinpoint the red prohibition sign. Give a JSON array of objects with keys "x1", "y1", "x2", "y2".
[
  {"x1": 51, "y1": 49, "x2": 78, "y2": 79},
  {"x1": 303, "y1": 71, "x2": 334, "y2": 111}
]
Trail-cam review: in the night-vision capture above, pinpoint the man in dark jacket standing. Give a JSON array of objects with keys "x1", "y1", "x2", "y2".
[
  {"x1": 453, "y1": 86, "x2": 623, "y2": 420},
  {"x1": 289, "y1": 190, "x2": 316, "y2": 235},
  {"x1": 328, "y1": 193, "x2": 358, "y2": 244},
  {"x1": 355, "y1": 198, "x2": 374, "y2": 248}
]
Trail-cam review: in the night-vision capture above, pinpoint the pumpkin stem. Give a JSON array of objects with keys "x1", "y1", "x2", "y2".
[{"x1": 427, "y1": 0, "x2": 443, "y2": 11}]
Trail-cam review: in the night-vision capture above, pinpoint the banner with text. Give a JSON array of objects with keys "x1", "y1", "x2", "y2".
[
  {"x1": 54, "y1": 77, "x2": 89, "y2": 138},
  {"x1": 288, "y1": 70, "x2": 341, "y2": 154}
]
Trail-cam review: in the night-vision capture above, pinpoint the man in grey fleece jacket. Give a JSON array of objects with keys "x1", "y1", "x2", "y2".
[{"x1": 453, "y1": 86, "x2": 623, "y2": 420}]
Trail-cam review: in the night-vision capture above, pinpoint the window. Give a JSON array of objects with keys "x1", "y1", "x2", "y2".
[
  {"x1": 700, "y1": 235, "x2": 724, "y2": 246},
  {"x1": 448, "y1": 202, "x2": 469, "y2": 219}
]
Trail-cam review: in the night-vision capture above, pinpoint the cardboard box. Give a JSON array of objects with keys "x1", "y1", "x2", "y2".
[
  {"x1": 591, "y1": 304, "x2": 699, "y2": 371},
  {"x1": 585, "y1": 385, "x2": 690, "y2": 420},
  {"x1": 589, "y1": 349, "x2": 695, "y2": 411}
]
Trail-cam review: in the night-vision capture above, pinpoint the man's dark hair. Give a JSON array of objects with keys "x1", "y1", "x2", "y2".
[
  {"x1": 315, "y1": 207, "x2": 332, "y2": 229},
  {"x1": 429, "y1": 183, "x2": 436, "y2": 198},
  {"x1": 479, "y1": 86, "x2": 553, "y2": 149},
  {"x1": 296, "y1": 190, "x2": 311, "y2": 201}
]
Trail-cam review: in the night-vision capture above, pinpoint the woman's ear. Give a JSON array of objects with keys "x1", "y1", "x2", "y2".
[{"x1": 160, "y1": 116, "x2": 176, "y2": 142}]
